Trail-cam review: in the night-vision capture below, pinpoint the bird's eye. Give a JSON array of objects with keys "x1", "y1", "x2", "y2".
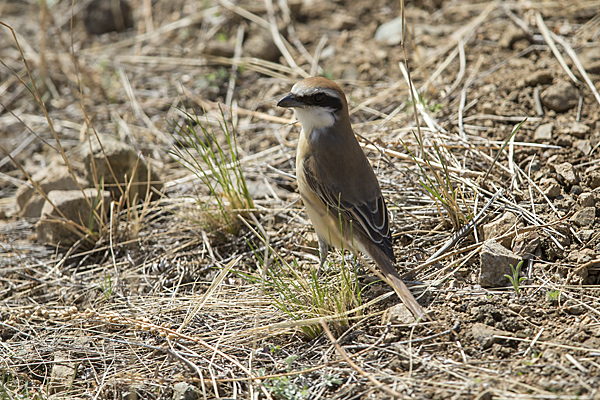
[{"x1": 313, "y1": 93, "x2": 325, "y2": 102}]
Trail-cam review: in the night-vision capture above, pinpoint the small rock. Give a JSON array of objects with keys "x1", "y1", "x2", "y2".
[
  {"x1": 16, "y1": 164, "x2": 88, "y2": 218},
  {"x1": 81, "y1": 136, "x2": 162, "y2": 202},
  {"x1": 499, "y1": 25, "x2": 527, "y2": 49},
  {"x1": 569, "y1": 122, "x2": 590, "y2": 139},
  {"x1": 37, "y1": 188, "x2": 112, "y2": 247},
  {"x1": 540, "y1": 177, "x2": 561, "y2": 198},
  {"x1": 556, "y1": 134, "x2": 574, "y2": 147},
  {"x1": 579, "y1": 192, "x2": 595, "y2": 207},
  {"x1": 482, "y1": 212, "x2": 516, "y2": 249},
  {"x1": 172, "y1": 382, "x2": 201, "y2": 400},
  {"x1": 577, "y1": 248, "x2": 595, "y2": 263},
  {"x1": 533, "y1": 123, "x2": 553, "y2": 142},
  {"x1": 381, "y1": 303, "x2": 415, "y2": 325},
  {"x1": 570, "y1": 185, "x2": 582, "y2": 195},
  {"x1": 554, "y1": 162, "x2": 579, "y2": 185},
  {"x1": 512, "y1": 231, "x2": 540, "y2": 260},
  {"x1": 524, "y1": 70, "x2": 554, "y2": 86},
  {"x1": 374, "y1": 17, "x2": 403, "y2": 45},
  {"x1": 49, "y1": 352, "x2": 76, "y2": 394},
  {"x1": 471, "y1": 323, "x2": 510, "y2": 349},
  {"x1": 586, "y1": 171, "x2": 600, "y2": 189},
  {"x1": 330, "y1": 13, "x2": 358, "y2": 31},
  {"x1": 83, "y1": 0, "x2": 133, "y2": 35},
  {"x1": 570, "y1": 207, "x2": 596, "y2": 227},
  {"x1": 243, "y1": 31, "x2": 281, "y2": 62},
  {"x1": 540, "y1": 81, "x2": 579, "y2": 112},
  {"x1": 554, "y1": 194, "x2": 575, "y2": 212},
  {"x1": 574, "y1": 139, "x2": 592, "y2": 155},
  {"x1": 564, "y1": 300, "x2": 584, "y2": 315},
  {"x1": 122, "y1": 388, "x2": 140, "y2": 400},
  {"x1": 481, "y1": 102, "x2": 495, "y2": 114},
  {"x1": 479, "y1": 239, "x2": 523, "y2": 288},
  {"x1": 577, "y1": 229, "x2": 594, "y2": 242},
  {"x1": 203, "y1": 41, "x2": 235, "y2": 58}
]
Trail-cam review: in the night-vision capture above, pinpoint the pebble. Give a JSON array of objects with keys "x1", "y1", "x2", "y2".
[
  {"x1": 540, "y1": 81, "x2": 579, "y2": 112},
  {"x1": 479, "y1": 239, "x2": 522, "y2": 288},
  {"x1": 374, "y1": 17, "x2": 403, "y2": 45},
  {"x1": 570, "y1": 207, "x2": 596, "y2": 227},
  {"x1": 533, "y1": 123, "x2": 553, "y2": 142},
  {"x1": 554, "y1": 162, "x2": 579, "y2": 185},
  {"x1": 579, "y1": 192, "x2": 595, "y2": 207},
  {"x1": 574, "y1": 139, "x2": 592, "y2": 155},
  {"x1": 569, "y1": 122, "x2": 590, "y2": 139}
]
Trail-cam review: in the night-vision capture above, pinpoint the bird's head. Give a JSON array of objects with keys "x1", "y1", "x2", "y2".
[{"x1": 277, "y1": 77, "x2": 349, "y2": 133}]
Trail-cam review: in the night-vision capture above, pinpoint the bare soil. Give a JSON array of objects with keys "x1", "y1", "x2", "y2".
[{"x1": 1, "y1": 0, "x2": 600, "y2": 399}]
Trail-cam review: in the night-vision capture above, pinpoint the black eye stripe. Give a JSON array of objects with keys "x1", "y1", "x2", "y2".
[{"x1": 300, "y1": 93, "x2": 343, "y2": 110}]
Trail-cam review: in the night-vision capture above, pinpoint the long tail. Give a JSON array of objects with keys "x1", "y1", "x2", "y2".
[{"x1": 361, "y1": 241, "x2": 430, "y2": 321}]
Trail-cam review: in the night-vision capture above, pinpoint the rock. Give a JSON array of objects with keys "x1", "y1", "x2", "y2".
[
  {"x1": 553, "y1": 194, "x2": 575, "y2": 213},
  {"x1": 586, "y1": 171, "x2": 600, "y2": 189},
  {"x1": 577, "y1": 229, "x2": 594, "y2": 242},
  {"x1": 330, "y1": 13, "x2": 358, "y2": 31},
  {"x1": 564, "y1": 300, "x2": 584, "y2": 315},
  {"x1": 481, "y1": 102, "x2": 495, "y2": 114},
  {"x1": 540, "y1": 81, "x2": 579, "y2": 112},
  {"x1": 579, "y1": 192, "x2": 595, "y2": 207},
  {"x1": 244, "y1": 33, "x2": 281, "y2": 62},
  {"x1": 83, "y1": 0, "x2": 133, "y2": 35},
  {"x1": 512, "y1": 231, "x2": 540, "y2": 260},
  {"x1": 471, "y1": 323, "x2": 510, "y2": 349},
  {"x1": 540, "y1": 177, "x2": 561, "y2": 198},
  {"x1": 203, "y1": 41, "x2": 235, "y2": 58},
  {"x1": 122, "y1": 388, "x2": 140, "y2": 400},
  {"x1": 482, "y1": 212, "x2": 516, "y2": 248},
  {"x1": 570, "y1": 185, "x2": 582, "y2": 195},
  {"x1": 381, "y1": 303, "x2": 414, "y2": 325},
  {"x1": 172, "y1": 382, "x2": 201, "y2": 400},
  {"x1": 570, "y1": 207, "x2": 596, "y2": 227},
  {"x1": 479, "y1": 239, "x2": 522, "y2": 287},
  {"x1": 554, "y1": 162, "x2": 579, "y2": 185},
  {"x1": 533, "y1": 123, "x2": 553, "y2": 142},
  {"x1": 37, "y1": 188, "x2": 112, "y2": 247},
  {"x1": 81, "y1": 136, "x2": 162, "y2": 202},
  {"x1": 574, "y1": 139, "x2": 592, "y2": 155},
  {"x1": 49, "y1": 352, "x2": 76, "y2": 394},
  {"x1": 499, "y1": 25, "x2": 527, "y2": 49},
  {"x1": 524, "y1": 70, "x2": 553, "y2": 87},
  {"x1": 569, "y1": 122, "x2": 590, "y2": 139},
  {"x1": 556, "y1": 134, "x2": 574, "y2": 147},
  {"x1": 576, "y1": 248, "x2": 595, "y2": 263},
  {"x1": 374, "y1": 16, "x2": 403, "y2": 45},
  {"x1": 16, "y1": 164, "x2": 88, "y2": 218}
]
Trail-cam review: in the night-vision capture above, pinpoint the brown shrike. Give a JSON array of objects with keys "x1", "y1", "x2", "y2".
[{"x1": 277, "y1": 77, "x2": 428, "y2": 321}]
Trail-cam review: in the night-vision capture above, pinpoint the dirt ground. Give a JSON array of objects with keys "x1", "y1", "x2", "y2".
[{"x1": 1, "y1": 0, "x2": 600, "y2": 399}]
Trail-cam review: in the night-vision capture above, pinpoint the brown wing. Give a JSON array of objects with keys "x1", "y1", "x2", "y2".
[{"x1": 302, "y1": 160, "x2": 395, "y2": 262}]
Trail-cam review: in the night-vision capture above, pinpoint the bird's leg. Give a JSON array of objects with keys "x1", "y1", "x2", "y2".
[{"x1": 317, "y1": 235, "x2": 329, "y2": 276}]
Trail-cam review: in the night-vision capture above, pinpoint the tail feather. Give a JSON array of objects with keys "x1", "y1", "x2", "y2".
[{"x1": 361, "y1": 241, "x2": 429, "y2": 321}]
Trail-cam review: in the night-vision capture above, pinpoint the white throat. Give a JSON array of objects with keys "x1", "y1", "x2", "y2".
[{"x1": 294, "y1": 107, "x2": 335, "y2": 135}]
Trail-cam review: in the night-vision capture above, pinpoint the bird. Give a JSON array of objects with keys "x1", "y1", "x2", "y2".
[{"x1": 277, "y1": 77, "x2": 428, "y2": 321}]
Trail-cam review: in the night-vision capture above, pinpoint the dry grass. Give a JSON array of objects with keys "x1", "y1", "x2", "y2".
[{"x1": 1, "y1": 0, "x2": 600, "y2": 399}]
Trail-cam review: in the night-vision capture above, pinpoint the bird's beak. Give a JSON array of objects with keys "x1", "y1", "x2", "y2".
[{"x1": 277, "y1": 93, "x2": 304, "y2": 108}]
